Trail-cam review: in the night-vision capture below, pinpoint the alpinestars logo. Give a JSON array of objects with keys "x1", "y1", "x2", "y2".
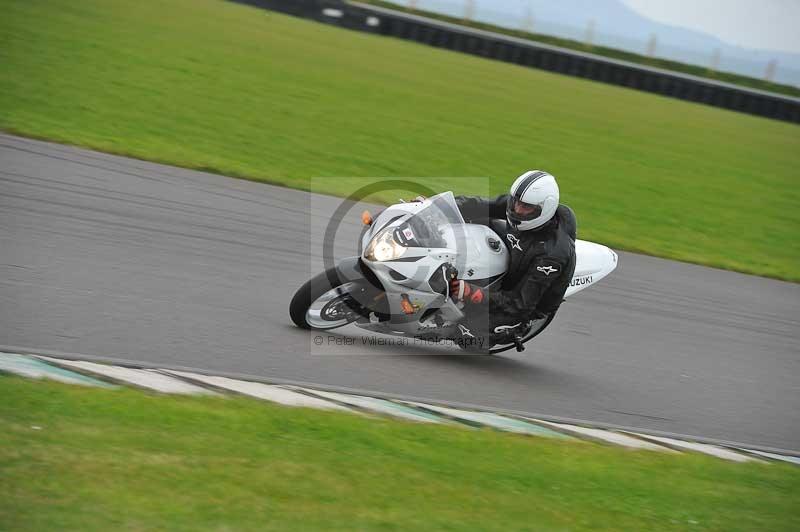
[
  {"x1": 537, "y1": 265, "x2": 558, "y2": 276},
  {"x1": 506, "y1": 234, "x2": 522, "y2": 251},
  {"x1": 458, "y1": 324, "x2": 475, "y2": 338}
]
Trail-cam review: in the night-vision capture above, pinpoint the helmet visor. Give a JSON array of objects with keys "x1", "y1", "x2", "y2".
[{"x1": 507, "y1": 197, "x2": 543, "y2": 223}]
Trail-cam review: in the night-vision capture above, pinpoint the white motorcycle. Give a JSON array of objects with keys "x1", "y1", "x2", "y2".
[{"x1": 290, "y1": 192, "x2": 617, "y2": 354}]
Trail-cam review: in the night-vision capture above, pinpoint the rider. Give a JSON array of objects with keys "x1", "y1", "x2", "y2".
[{"x1": 451, "y1": 170, "x2": 577, "y2": 345}]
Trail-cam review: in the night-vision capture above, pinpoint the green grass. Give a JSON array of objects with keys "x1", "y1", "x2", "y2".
[
  {"x1": 363, "y1": 0, "x2": 800, "y2": 98},
  {"x1": 1, "y1": 376, "x2": 798, "y2": 531},
  {"x1": 0, "y1": 0, "x2": 798, "y2": 280}
]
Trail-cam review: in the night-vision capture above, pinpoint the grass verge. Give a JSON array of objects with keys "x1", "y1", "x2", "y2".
[
  {"x1": 1, "y1": 375, "x2": 799, "y2": 531},
  {"x1": 0, "y1": 0, "x2": 798, "y2": 280}
]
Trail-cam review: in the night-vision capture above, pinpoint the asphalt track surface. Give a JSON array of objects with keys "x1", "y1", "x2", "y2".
[{"x1": 1, "y1": 134, "x2": 798, "y2": 451}]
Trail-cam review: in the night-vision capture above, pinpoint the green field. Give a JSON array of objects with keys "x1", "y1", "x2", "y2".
[
  {"x1": 1, "y1": 376, "x2": 798, "y2": 531},
  {"x1": 1, "y1": 0, "x2": 798, "y2": 280}
]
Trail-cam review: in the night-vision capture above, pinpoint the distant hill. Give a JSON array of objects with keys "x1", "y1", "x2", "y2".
[{"x1": 386, "y1": 0, "x2": 800, "y2": 86}]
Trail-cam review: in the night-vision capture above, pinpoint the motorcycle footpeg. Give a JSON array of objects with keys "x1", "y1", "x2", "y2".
[{"x1": 513, "y1": 335, "x2": 525, "y2": 352}]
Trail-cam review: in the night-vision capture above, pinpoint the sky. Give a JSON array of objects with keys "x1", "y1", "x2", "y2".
[{"x1": 621, "y1": 0, "x2": 800, "y2": 53}]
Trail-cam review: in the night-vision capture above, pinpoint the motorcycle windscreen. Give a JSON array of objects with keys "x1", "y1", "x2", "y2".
[{"x1": 392, "y1": 191, "x2": 465, "y2": 248}]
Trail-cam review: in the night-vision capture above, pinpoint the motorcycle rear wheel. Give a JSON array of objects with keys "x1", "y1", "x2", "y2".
[{"x1": 485, "y1": 313, "x2": 556, "y2": 354}]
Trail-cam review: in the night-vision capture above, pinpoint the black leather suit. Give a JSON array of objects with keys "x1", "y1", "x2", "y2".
[{"x1": 455, "y1": 194, "x2": 577, "y2": 339}]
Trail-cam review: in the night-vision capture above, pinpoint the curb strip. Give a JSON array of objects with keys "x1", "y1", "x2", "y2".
[
  {"x1": 162, "y1": 370, "x2": 354, "y2": 411},
  {"x1": 1, "y1": 351, "x2": 795, "y2": 465}
]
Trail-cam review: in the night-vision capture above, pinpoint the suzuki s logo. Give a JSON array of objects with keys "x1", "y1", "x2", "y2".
[
  {"x1": 506, "y1": 234, "x2": 522, "y2": 252},
  {"x1": 458, "y1": 324, "x2": 475, "y2": 338},
  {"x1": 537, "y1": 265, "x2": 558, "y2": 276}
]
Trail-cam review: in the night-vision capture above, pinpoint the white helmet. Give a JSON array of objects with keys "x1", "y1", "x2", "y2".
[{"x1": 506, "y1": 170, "x2": 559, "y2": 231}]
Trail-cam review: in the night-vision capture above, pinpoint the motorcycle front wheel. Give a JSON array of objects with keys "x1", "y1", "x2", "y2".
[{"x1": 290, "y1": 269, "x2": 372, "y2": 330}]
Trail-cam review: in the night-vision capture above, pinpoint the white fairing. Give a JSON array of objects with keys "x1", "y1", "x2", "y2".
[
  {"x1": 565, "y1": 240, "x2": 618, "y2": 298},
  {"x1": 441, "y1": 224, "x2": 508, "y2": 280}
]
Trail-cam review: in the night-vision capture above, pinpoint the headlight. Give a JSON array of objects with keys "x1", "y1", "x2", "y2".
[{"x1": 364, "y1": 228, "x2": 406, "y2": 262}]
